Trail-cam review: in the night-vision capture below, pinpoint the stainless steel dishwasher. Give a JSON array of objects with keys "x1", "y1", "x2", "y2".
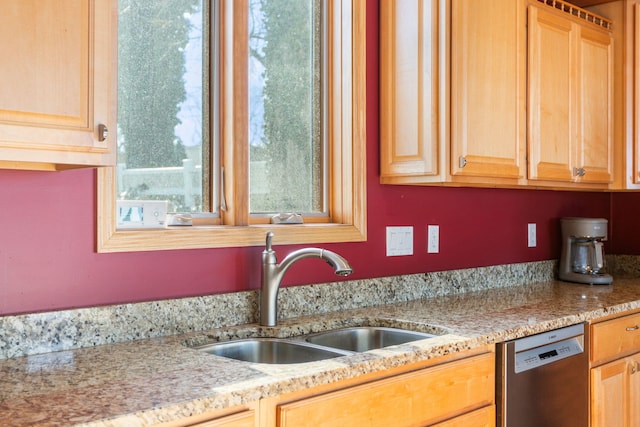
[{"x1": 497, "y1": 323, "x2": 588, "y2": 427}]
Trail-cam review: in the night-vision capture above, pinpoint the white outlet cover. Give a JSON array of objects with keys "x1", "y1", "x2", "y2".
[
  {"x1": 386, "y1": 226, "x2": 413, "y2": 256},
  {"x1": 528, "y1": 223, "x2": 537, "y2": 248},
  {"x1": 427, "y1": 225, "x2": 439, "y2": 253}
]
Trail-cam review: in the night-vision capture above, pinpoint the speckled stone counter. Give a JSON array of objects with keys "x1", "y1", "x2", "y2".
[
  {"x1": 2, "y1": 277, "x2": 640, "y2": 426},
  {"x1": 0, "y1": 261, "x2": 558, "y2": 360}
]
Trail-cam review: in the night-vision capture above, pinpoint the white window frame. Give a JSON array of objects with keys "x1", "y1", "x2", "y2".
[{"x1": 96, "y1": 0, "x2": 366, "y2": 252}]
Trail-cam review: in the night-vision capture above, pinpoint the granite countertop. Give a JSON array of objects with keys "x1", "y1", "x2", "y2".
[{"x1": 2, "y1": 278, "x2": 640, "y2": 426}]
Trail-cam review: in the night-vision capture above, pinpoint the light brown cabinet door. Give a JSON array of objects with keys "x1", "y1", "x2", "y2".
[
  {"x1": 528, "y1": 3, "x2": 612, "y2": 187},
  {"x1": 591, "y1": 353, "x2": 640, "y2": 427},
  {"x1": 591, "y1": 358, "x2": 627, "y2": 427},
  {"x1": 527, "y1": 4, "x2": 575, "y2": 183},
  {"x1": 630, "y1": 354, "x2": 640, "y2": 427},
  {"x1": 380, "y1": 0, "x2": 440, "y2": 182},
  {"x1": 576, "y1": 24, "x2": 613, "y2": 184},
  {"x1": 0, "y1": 0, "x2": 116, "y2": 170},
  {"x1": 450, "y1": 0, "x2": 526, "y2": 180},
  {"x1": 635, "y1": 3, "x2": 640, "y2": 184}
]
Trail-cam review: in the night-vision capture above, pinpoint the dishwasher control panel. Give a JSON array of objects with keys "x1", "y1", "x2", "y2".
[
  {"x1": 512, "y1": 323, "x2": 585, "y2": 373},
  {"x1": 514, "y1": 336, "x2": 584, "y2": 373}
]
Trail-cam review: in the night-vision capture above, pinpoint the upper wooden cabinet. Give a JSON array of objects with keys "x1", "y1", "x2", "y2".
[
  {"x1": 603, "y1": 0, "x2": 640, "y2": 190},
  {"x1": 0, "y1": 0, "x2": 116, "y2": 171},
  {"x1": 380, "y1": 0, "x2": 441, "y2": 183},
  {"x1": 527, "y1": 2, "x2": 613, "y2": 188},
  {"x1": 380, "y1": 0, "x2": 527, "y2": 187},
  {"x1": 381, "y1": 0, "x2": 615, "y2": 190},
  {"x1": 450, "y1": 0, "x2": 527, "y2": 184}
]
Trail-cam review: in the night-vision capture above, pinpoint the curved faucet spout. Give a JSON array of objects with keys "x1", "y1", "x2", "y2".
[
  {"x1": 260, "y1": 232, "x2": 353, "y2": 326},
  {"x1": 278, "y1": 248, "x2": 353, "y2": 277}
]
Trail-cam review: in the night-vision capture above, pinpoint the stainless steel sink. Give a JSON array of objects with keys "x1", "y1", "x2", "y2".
[
  {"x1": 195, "y1": 338, "x2": 353, "y2": 364},
  {"x1": 305, "y1": 327, "x2": 435, "y2": 352}
]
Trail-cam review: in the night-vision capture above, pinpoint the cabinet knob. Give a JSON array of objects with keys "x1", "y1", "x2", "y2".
[
  {"x1": 98, "y1": 124, "x2": 109, "y2": 142},
  {"x1": 459, "y1": 156, "x2": 467, "y2": 169},
  {"x1": 573, "y1": 167, "x2": 586, "y2": 177},
  {"x1": 626, "y1": 325, "x2": 640, "y2": 332}
]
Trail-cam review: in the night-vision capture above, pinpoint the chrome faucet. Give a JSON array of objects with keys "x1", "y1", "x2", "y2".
[{"x1": 260, "y1": 231, "x2": 353, "y2": 326}]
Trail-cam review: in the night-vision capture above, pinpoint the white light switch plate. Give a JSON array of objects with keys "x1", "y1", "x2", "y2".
[
  {"x1": 386, "y1": 226, "x2": 413, "y2": 256},
  {"x1": 528, "y1": 223, "x2": 537, "y2": 248},
  {"x1": 427, "y1": 225, "x2": 439, "y2": 253}
]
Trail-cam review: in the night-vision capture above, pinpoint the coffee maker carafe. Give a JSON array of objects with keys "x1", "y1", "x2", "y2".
[{"x1": 559, "y1": 217, "x2": 612, "y2": 285}]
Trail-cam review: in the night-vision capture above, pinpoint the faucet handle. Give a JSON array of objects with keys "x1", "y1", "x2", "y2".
[{"x1": 265, "y1": 231, "x2": 274, "y2": 251}]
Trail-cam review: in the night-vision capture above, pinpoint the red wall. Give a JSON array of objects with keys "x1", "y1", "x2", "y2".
[
  {"x1": 610, "y1": 192, "x2": 640, "y2": 255},
  {"x1": 0, "y1": 2, "x2": 622, "y2": 316}
]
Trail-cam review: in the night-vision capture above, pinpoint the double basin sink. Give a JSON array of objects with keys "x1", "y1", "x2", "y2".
[{"x1": 195, "y1": 326, "x2": 438, "y2": 364}]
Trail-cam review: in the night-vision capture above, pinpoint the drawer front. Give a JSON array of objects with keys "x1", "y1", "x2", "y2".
[
  {"x1": 194, "y1": 411, "x2": 255, "y2": 427},
  {"x1": 592, "y1": 312, "x2": 640, "y2": 365},
  {"x1": 163, "y1": 409, "x2": 255, "y2": 427},
  {"x1": 431, "y1": 405, "x2": 496, "y2": 427},
  {"x1": 277, "y1": 352, "x2": 495, "y2": 427}
]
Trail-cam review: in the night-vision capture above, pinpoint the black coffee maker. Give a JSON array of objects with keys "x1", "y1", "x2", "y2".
[{"x1": 559, "y1": 217, "x2": 613, "y2": 285}]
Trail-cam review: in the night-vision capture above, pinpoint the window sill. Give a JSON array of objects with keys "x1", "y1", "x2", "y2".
[
  {"x1": 97, "y1": 222, "x2": 366, "y2": 253},
  {"x1": 97, "y1": 160, "x2": 367, "y2": 252}
]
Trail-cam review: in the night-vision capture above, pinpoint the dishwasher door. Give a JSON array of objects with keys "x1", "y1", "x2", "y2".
[{"x1": 497, "y1": 323, "x2": 589, "y2": 427}]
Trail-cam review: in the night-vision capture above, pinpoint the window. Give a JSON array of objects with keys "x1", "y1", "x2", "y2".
[
  {"x1": 116, "y1": 0, "x2": 208, "y2": 214},
  {"x1": 97, "y1": 0, "x2": 366, "y2": 252},
  {"x1": 248, "y1": 0, "x2": 325, "y2": 216}
]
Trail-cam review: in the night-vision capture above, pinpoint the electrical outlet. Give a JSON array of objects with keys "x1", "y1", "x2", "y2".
[
  {"x1": 427, "y1": 225, "x2": 439, "y2": 253},
  {"x1": 528, "y1": 223, "x2": 537, "y2": 248},
  {"x1": 386, "y1": 226, "x2": 413, "y2": 256}
]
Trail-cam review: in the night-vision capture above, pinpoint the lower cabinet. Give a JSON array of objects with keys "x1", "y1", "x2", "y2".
[
  {"x1": 158, "y1": 408, "x2": 256, "y2": 427},
  {"x1": 194, "y1": 412, "x2": 255, "y2": 427},
  {"x1": 431, "y1": 406, "x2": 495, "y2": 427},
  {"x1": 590, "y1": 311, "x2": 640, "y2": 427},
  {"x1": 157, "y1": 346, "x2": 495, "y2": 427},
  {"x1": 591, "y1": 355, "x2": 640, "y2": 427},
  {"x1": 275, "y1": 348, "x2": 495, "y2": 427}
]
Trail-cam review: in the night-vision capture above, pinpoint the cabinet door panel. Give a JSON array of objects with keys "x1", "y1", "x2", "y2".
[
  {"x1": 277, "y1": 353, "x2": 494, "y2": 427},
  {"x1": 0, "y1": 0, "x2": 115, "y2": 168},
  {"x1": 577, "y1": 26, "x2": 613, "y2": 183},
  {"x1": 630, "y1": 354, "x2": 640, "y2": 427},
  {"x1": 380, "y1": 0, "x2": 440, "y2": 179},
  {"x1": 634, "y1": 3, "x2": 640, "y2": 184},
  {"x1": 591, "y1": 359, "x2": 626, "y2": 427},
  {"x1": 527, "y1": 5, "x2": 575, "y2": 182},
  {"x1": 0, "y1": 1, "x2": 89, "y2": 128},
  {"x1": 451, "y1": 0, "x2": 525, "y2": 179}
]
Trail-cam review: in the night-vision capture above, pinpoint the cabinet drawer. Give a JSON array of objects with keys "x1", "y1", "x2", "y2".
[
  {"x1": 431, "y1": 405, "x2": 496, "y2": 427},
  {"x1": 191, "y1": 411, "x2": 255, "y2": 427},
  {"x1": 159, "y1": 409, "x2": 255, "y2": 427},
  {"x1": 277, "y1": 352, "x2": 495, "y2": 427},
  {"x1": 591, "y1": 312, "x2": 640, "y2": 365}
]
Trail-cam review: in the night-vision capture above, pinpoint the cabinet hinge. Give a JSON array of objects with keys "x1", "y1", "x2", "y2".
[{"x1": 459, "y1": 156, "x2": 467, "y2": 169}]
